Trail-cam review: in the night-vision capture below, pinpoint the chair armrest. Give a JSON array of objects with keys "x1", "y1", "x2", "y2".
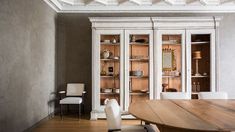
[
  {"x1": 59, "y1": 91, "x2": 66, "y2": 100},
  {"x1": 59, "y1": 91, "x2": 66, "y2": 94}
]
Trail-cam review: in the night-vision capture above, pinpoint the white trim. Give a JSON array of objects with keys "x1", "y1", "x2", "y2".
[
  {"x1": 92, "y1": 30, "x2": 125, "y2": 118},
  {"x1": 186, "y1": 29, "x2": 217, "y2": 94},
  {"x1": 124, "y1": 30, "x2": 154, "y2": 110},
  {"x1": 155, "y1": 30, "x2": 186, "y2": 99},
  {"x1": 44, "y1": 0, "x2": 235, "y2": 13},
  {"x1": 43, "y1": 0, "x2": 60, "y2": 12}
]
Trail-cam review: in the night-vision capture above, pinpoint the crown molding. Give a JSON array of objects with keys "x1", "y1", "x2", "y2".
[{"x1": 44, "y1": 0, "x2": 235, "y2": 13}]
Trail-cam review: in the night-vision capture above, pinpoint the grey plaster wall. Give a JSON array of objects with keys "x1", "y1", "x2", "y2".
[
  {"x1": 57, "y1": 13, "x2": 235, "y2": 113},
  {"x1": 0, "y1": 0, "x2": 56, "y2": 131},
  {"x1": 219, "y1": 14, "x2": 235, "y2": 99}
]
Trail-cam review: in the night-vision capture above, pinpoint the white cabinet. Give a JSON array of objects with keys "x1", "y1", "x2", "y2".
[
  {"x1": 153, "y1": 17, "x2": 220, "y2": 99},
  {"x1": 90, "y1": 17, "x2": 153, "y2": 119},
  {"x1": 124, "y1": 30, "x2": 154, "y2": 111},
  {"x1": 90, "y1": 17, "x2": 221, "y2": 120}
]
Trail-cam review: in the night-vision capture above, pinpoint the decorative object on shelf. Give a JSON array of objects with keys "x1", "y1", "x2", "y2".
[
  {"x1": 130, "y1": 35, "x2": 136, "y2": 42},
  {"x1": 108, "y1": 67, "x2": 114, "y2": 76},
  {"x1": 130, "y1": 70, "x2": 143, "y2": 77},
  {"x1": 166, "y1": 88, "x2": 177, "y2": 92},
  {"x1": 140, "y1": 89, "x2": 148, "y2": 93},
  {"x1": 102, "y1": 49, "x2": 110, "y2": 59},
  {"x1": 101, "y1": 88, "x2": 113, "y2": 93},
  {"x1": 112, "y1": 38, "x2": 117, "y2": 43},
  {"x1": 162, "y1": 48, "x2": 176, "y2": 71},
  {"x1": 113, "y1": 89, "x2": 120, "y2": 93},
  {"x1": 162, "y1": 83, "x2": 168, "y2": 92},
  {"x1": 193, "y1": 51, "x2": 202, "y2": 76},
  {"x1": 162, "y1": 70, "x2": 180, "y2": 76},
  {"x1": 135, "y1": 39, "x2": 146, "y2": 43},
  {"x1": 203, "y1": 72, "x2": 207, "y2": 76},
  {"x1": 192, "y1": 82, "x2": 197, "y2": 92},
  {"x1": 100, "y1": 70, "x2": 106, "y2": 76},
  {"x1": 100, "y1": 64, "x2": 106, "y2": 76},
  {"x1": 113, "y1": 56, "x2": 119, "y2": 60},
  {"x1": 196, "y1": 82, "x2": 200, "y2": 92},
  {"x1": 174, "y1": 71, "x2": 180, "y2": 76},
  {"x1": 104, "y1": 40, "x2": 110, "y2": 43}
]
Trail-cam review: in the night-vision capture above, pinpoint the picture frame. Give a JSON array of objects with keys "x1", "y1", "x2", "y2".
[{"x1": 162, "y1": 48, "x2": 176, "y2": 71}]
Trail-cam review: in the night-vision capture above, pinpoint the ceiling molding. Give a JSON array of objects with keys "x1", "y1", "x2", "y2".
[{"x1": 45, "y1": 0, "x2": 235, "y2": 13}]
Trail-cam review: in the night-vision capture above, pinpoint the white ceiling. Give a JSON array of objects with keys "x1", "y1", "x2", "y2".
[{"x1": 44, "y1": 0, "x2": 235, "y2": 12}]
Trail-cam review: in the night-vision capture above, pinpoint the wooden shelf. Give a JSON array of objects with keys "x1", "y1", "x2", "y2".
[
  {"x1": 100, "y1": 92, "x2": 119, "y2": 95},
  {"x1": 191, "y1": 41, "x2": 209, "y2": 45},
  {"x1": 100, "y1": 42, "x2": 120, "y2": 45},
  {"x1": 162, "y1": 43, "x2": 181, "y2": 45},
  {"x1": 130, "y1": 92, "x2": 149, "y2": 95},
  {"x1": 162, "y1": 75, "x2": 181, "y2": 78},
  {"x1": 130, "y1": 76, "x2": 149, "y2": 78},
  {"x1": 129, "y1": 42, "x2": 149, "y2": 46},
  {"x1": 191, "y1": 76, "x2": 209, "y2": 78},
  {"x1": 129, "y1": 58, "x2": 149, "y2": 62},
  {"x1": 100, "y1": 75, "x2": 119, "y2": 78},
  {"x1": 162, "y1": 41, "x2": 181, "y2": 45},
  {"x1": 100, "y1": 59, "x2": 119, "y2": 61}
]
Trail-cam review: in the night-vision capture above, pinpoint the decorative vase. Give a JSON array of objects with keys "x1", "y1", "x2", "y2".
[{"x1": 102, "y1": 49, "x2": 110, "y2": 59}]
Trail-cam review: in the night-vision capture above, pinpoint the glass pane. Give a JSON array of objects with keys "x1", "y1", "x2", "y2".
[
  {"x1": 129, "y1": 34, "x2": 149, "y2": 104},
  {"x1": 162, "y1": 35, "x2": 182, "y2": 92},
  {"x1": 191, "y1": 34, "x2": 210, "y2": 94},
  {"x1": 100, "y1": 35, "x2": 120, "y2": 105}
]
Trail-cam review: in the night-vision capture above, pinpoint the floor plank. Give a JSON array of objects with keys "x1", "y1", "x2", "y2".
[{"x1": 32, "y1": 115, "x2": 142, "y2": 132}]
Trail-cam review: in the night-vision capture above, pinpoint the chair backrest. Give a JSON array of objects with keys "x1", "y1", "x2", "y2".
[
  {"x1": 198, "y1": 92, "x2": 228, "y2": 99},
  {"x1": 104, "y1": 99, "x2": 121, "y2": 130},
  {"x1": 66, "y1": 83, "x2": 84, "y2": 96},
  {"x1": 160, "y1": 92, "x2": 190, "y2": 99}
]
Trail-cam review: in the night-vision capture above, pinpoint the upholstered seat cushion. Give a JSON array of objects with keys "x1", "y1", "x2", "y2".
[{"x1": 60, "y1": 97, "x2": 82, "y2": 104}]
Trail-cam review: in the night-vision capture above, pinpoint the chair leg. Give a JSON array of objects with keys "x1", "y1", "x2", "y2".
[
  {"x1": 60, "y1": 104, "x2": 63, "y2": 120},
  {"x1": 82, "y1": 103, "x2": 85, "y2": 114},
  {"x1": 78, "y1": 104, "x2": 81, "y2": 120},
  {"x1": 67, "y1": 104, "x2": 69, "y2": 113}
]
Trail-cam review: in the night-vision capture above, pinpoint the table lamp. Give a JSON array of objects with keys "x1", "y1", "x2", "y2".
[{"x1": 193, "y1": 51, "x2": 202, "y2": 76}]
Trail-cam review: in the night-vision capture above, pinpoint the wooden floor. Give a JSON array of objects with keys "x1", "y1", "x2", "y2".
[{"x1": 32, "y1": 115, "x2": 141, "y2": 132}]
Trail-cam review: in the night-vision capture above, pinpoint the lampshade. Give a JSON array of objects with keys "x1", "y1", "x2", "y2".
[{"x1": 193, "y1": 51, "x2": 202, "y2": 59}]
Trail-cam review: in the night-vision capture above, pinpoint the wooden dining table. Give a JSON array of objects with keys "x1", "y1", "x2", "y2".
[{"x1": 129, "y1": 100, "x2": 235, "y2": 132}]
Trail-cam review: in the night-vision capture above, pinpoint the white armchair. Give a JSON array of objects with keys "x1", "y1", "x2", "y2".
[
  {"x1": 105, "y1": 99, "x2": 158, "y2": 132},
  {"x1": 59, "y1": 83, "x2": 86, "y2": 119},
  {"x1": 198, "y1": 92, "x2": 228, "y2": 99}
]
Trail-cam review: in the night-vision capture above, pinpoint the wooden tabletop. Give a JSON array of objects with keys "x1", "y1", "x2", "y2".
[{"x1": 129, "y1": 100, "x2": 235, "y2": 132}]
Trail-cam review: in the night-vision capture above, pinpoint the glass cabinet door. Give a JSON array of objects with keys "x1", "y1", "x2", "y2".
[
  {"x1": 125, "y1": 30, "x2": 153, "y2": 110},
  {"x1": 158, "y1": 30, "x2": 186, "y2": 95},
  {"x1": 187, "y1": 30, "x2": 215, "y2": 99},
  {"x1": 99, "y1": 32, "x2": 123, "y2": 109}
]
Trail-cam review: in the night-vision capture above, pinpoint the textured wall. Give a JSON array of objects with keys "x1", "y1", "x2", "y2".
[
  {"x1": 57, "y1": 13, "x2": 235, "y2": 114},
  {"x1": 219, "y1": 14, "x2": 235, "y2": 99},
  {"x1": 0, "y1": 0, "x2": 56, "y2": 131}
]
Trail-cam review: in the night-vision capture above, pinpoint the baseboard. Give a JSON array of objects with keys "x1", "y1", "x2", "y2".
[{"x1": 23, "y1": 112, "x2": 55, "y2": 132}]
